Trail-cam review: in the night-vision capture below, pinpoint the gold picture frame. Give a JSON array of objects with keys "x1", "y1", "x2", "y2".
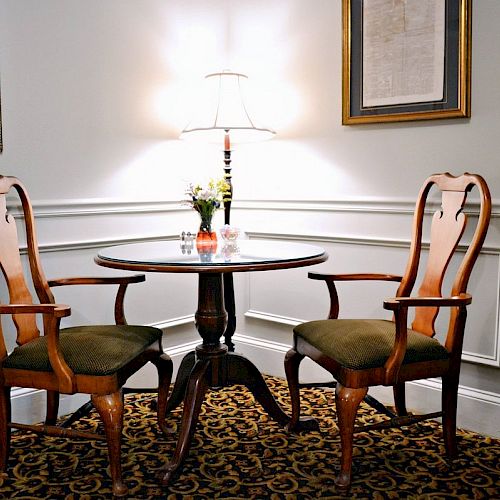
[{"x1": 342, "y1": 0, "x2": 472, "y2": 125}]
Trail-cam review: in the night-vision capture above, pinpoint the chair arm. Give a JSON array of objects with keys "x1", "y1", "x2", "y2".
[
  {"x1": 47, "y1": 274, "x2": 145, "y2": 287},
  {"x1": 382, "y1": 293, "x2": 471, "y2": 385},
  {"x1": 308, "y1": 272, "x2": 402, "y2": 319},
  {"x1": 0, "y1": 303, "x2": 74, "y2": 393},
  {"x1": 383, "y1": 294, "x2": 472, "y2": 311},
  {"x1": 308, "y1": 272, "x2": 402, "y2": 282},
  {"x1": 48, "y1": 274, "x2": 146, "y2": 325},
  {"x1": 0, "y1": 303, "x2": 71, "y2": 318}
]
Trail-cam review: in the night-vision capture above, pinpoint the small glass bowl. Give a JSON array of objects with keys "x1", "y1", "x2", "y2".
[{"x1": 220, "y1": 224, "x2": 240, "y2": 241}]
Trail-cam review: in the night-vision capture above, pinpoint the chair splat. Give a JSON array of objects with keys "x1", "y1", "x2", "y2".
[
  {"x1": 413, "y1": 189, "x2": 468, "y2": 336},
  {"x1": 0, "y1": 194, "x2": 40, "y2": 344}
]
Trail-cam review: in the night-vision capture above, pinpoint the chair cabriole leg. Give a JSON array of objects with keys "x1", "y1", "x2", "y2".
[
  {"x1": 393, "y1": 382, "x2": 408, "y2": 417},
  {"x1": 154, "y1": 353, "x2": 173, "y2": 434},
  {"x1": 442, "y1": 373, "x2": 459, "y2": 458},
  {"x1": 335, "y1": 384, "x2": 367, "y2": 490},
  {"x1": 0, "y1": 386, "x2": 11, "y2": 472},
  {"x1": 45, "y1": 390, "x2": 60, "y2": 425},
  {"x1": 91, "y1": 391, "x2": 127, "y2": 497},
  {"x1": 284, "y1": 348, "x2": 305, "y2": 431}
]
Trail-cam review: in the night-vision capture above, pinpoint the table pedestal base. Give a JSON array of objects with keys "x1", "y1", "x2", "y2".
[{"x1": 158, "y1": 345, "x2": 319, "y2": 486}]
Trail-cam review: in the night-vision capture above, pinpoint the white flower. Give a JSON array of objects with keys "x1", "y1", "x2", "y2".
[
  {"x1": 182, "y1": 177, "x2": 230, "y2": 213},
  {"x1": 197, "y1": 189, "x2": 213, "y2": 201}
]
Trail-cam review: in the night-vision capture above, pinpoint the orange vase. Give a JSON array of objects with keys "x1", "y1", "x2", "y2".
[{"x1": 196, "y1": 230, "x2": 217, "y2": 245}]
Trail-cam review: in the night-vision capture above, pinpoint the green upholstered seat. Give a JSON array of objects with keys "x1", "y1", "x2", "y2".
[
  {"x1": 294, "y1": 319, "x2": 449, "y2": 370},
  {"x1": 3, "y1": 325, "x2": 162, "y2": 376}
]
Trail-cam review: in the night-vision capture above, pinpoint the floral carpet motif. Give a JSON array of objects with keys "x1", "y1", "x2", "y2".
[{"x1": 0, "y1": 376, "x2": 499, "y2": 499}]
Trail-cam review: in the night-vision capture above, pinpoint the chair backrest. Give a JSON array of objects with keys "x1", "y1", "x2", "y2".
[
  {"x1": 396, "y1": 173, "x2": 491, "y2": 350},
  {"x1": 0, "y1": 175, "x2": 55, "y2": 352}
]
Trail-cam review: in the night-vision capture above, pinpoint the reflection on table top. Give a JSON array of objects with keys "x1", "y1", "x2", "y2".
[{"x1": 95, "y1": 239, "x2": 328, "y2": 273}]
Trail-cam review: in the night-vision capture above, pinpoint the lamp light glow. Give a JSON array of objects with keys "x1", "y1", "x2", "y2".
[{"x1": 180, "y1": 71, "x2": 275, "y2": 143}]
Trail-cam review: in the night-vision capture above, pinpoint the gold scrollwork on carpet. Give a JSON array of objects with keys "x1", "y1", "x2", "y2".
[{"x1": 0, "y1": 377, "x2": 499, "y2": 498}]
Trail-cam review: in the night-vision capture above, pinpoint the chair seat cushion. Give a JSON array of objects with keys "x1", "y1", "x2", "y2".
[
  {"x1": 3, "y1": 325, "x2": 162, "y2": 376},
  {"x1": 294, "y1": 319, "x2": 449, "y2": 370}
]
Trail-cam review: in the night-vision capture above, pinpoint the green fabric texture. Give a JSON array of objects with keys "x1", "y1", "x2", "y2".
[
  {"x1": 3, "y1": 325, "x2": 162, "y2": 375},
  {"x1": 294, "y1": 319, "x2": 449, "y2": 370}
]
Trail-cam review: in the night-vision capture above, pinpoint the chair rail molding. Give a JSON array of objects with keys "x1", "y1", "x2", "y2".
[
  {"x1": 246, "y1": 231, "x2": 500, "y2": 254},
  {"x1": 6, "y1": 196, "x2": 500, "y2": 219},
  {"x1": 19, "y1": 234, "x2": 179, "y2": 254},
  {"x1": 237, "y1": 198, "x2": 500, "y2": 218},
  {"x1": 7, "y1": 198, "x2": 186, "y2": 218}
]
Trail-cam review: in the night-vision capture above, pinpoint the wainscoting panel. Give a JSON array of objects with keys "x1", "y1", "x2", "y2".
[
  {"x1": 2, "y1": 196, "x2": 499, "y2": 437},
  {"x1": 245, "y1": 238, "x2": 500, "y2": 367},
  {"x1": 234, "y1": 199, "x2": 500, "y2": 438}
]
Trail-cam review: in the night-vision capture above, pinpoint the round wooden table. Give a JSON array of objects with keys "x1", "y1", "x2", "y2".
[{"x1": 96, "y1": 238, "x2": 328, "y2": 484}]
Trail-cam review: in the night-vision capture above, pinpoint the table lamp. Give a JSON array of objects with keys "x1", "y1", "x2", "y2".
[{"x1": 180, "y1": 70, "x2": 275, "y2": 349}]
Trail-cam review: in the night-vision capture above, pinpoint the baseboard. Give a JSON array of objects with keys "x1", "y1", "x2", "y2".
[{"x1": 11, "y1": 389, "x2": 90, "y2": 425}]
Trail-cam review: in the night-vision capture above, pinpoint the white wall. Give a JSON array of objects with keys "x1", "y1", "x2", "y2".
[{"x1": 0, "y1": 1, "x2": 499, "y2": 436}]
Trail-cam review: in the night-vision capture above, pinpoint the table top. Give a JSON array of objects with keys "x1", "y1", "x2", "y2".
[{"x1": 95, "y1": 239, "x2": 328, "y2": 273}]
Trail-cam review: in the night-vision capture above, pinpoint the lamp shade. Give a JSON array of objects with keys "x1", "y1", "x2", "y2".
[{"x1": 180, "y1": 71, "x2": 275, "y2": 143}]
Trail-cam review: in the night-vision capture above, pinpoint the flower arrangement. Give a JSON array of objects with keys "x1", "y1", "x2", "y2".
[{"x1": 184, "y1": 177, "x2": 231, "y2": 233}]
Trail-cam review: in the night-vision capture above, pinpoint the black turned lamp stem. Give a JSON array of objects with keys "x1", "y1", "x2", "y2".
[
  {"x1": 223, "y1": 129, "x2": 236, "y2": 352},
  {"x1": 224, "y1": 129, "x2": 232, "y2": 225}
]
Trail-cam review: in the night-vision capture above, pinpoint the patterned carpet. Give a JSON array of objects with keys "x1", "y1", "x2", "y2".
[{"x1": 1, "y1": 376, "x2": 499, "y2": 499}]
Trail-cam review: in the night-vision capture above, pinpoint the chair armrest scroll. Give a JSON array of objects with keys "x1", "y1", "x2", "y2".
[
  {"x1": 0, "y1": 303, "x2": 71, "y2": 318},
  {"x1": 383, "y1": 294, "x2": 472, "y2": 311}
]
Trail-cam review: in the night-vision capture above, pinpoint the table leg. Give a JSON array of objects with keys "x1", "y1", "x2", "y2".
[
  {"x1": 159, "y1": 272, "x2": 228, "y2": 485},
  {"x1": 158, "y1": 357, "x2": 211, "y2": 485},
  {"x1": 165, "y1": 351, "x2": 196, "y2": 413},
  {"x1": 226, "y1": 352, "x2": 319, "y2": 431},
  {"x1": 223, "y1": 272, "x2": 236, "y2": 352}
]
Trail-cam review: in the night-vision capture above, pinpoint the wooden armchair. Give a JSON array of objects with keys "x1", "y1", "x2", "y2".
[
  {"x1": 0, "y1": 175, "x2": 173, "y2": 497},
  {"x1": 285, "y1": 173, "x2": 491, "y2": 491}
]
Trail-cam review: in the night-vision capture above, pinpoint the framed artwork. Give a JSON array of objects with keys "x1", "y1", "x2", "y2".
[{"x1": 342, "y1": 0, "x2": 472, "y2": 124}]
